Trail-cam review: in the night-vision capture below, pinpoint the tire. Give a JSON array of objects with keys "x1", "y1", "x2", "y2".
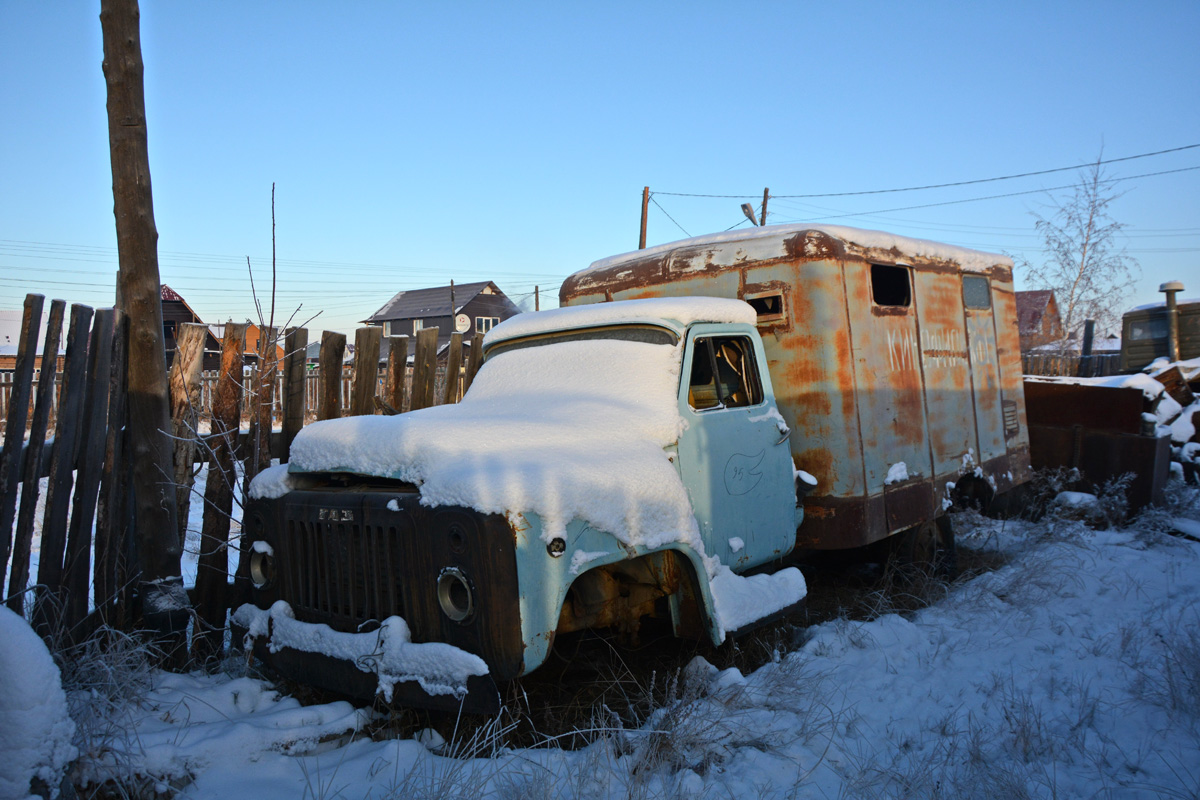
[{"x1": 893, "y1": 516, "x2": 958, "y2": 580}]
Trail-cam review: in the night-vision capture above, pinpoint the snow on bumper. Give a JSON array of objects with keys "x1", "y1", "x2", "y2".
[{"x1": 232, "y1": 602, "x2": 488, "y2": 701}]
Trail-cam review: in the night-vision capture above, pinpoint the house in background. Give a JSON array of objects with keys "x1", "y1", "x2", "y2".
[
  {"x1": 0, "y1": 309, "x2": 64, "y2": 371},
  {"x1": 1015, "y1": 290, "x2": 1064, "y2": 350},
  {"x1": 161, "y1": 285, "x2": 222, "y2": 370},
  {"x1": 210, "y1": 321, "x2": 286, "y2": 365},
  {"x1": 364, "y1": 281, "x2": 522, "y2": 355}
]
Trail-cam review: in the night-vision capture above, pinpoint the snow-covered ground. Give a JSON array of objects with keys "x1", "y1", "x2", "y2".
[{"x1": 34, "y1": 486, "x2": 1199, "y2": 800}]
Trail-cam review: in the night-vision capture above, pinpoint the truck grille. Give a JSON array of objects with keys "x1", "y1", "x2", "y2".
[{"x1": 279, "y1": 517, "x2": 405, "y2": 629}]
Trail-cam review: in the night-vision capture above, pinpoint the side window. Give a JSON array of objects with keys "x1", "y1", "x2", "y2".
[
  {"x1": 476, "y1": 316, "x2": 500, "y2": 334},
  {"x1": 687, "y1": 336, "x2": 763, "y2": 411},
  {"x1": 871, "y1": 264, "x2": 911, "y2": 307},
  {"x1": 413, "y1": 319, "x2": 424, "y2": 335},
  {"x1": 963, "y1": 275, "x2": 991, "y2": 309},
  {"x1": 744, "y1": 290, "x2": 786, "y2": 324}
]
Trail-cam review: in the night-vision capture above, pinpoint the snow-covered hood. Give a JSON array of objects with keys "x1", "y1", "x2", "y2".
[{"x1": 273, "y1": 337, "x2": 700, "y2": 550}]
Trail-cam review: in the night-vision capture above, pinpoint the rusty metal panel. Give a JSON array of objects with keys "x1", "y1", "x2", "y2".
[
  {"x1": 962, "y1": 288, "x2": 1007, "y2": 465},
  {"x1": 1024, "y1": 381, "x2": 1145, "y2": 433},
  {"x1": 990, "y1": 284, "x2": 1032, "y2": 478},
  {"x1": 842, "y1": 263, "x2": 932, "y2": 502},
  {"x1": 912, "y1": 270, "x2": 976, "y2": 481},
  {"x1": 747, "y1": 260, "x2": 865, "y2": 499}
]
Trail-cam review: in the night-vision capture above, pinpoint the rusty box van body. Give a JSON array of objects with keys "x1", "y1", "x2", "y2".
[{"x1": 560, "y1": 224, "x2": 1032, "y2": 550}]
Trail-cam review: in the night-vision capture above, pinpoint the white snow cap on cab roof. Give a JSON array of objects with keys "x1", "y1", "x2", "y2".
[
  {"x1": 583, "y1": 223, "x2": 1013, "y2": 275},
  {"x1": 483, "y1": 296, "x2": 756, "y2": 348}
]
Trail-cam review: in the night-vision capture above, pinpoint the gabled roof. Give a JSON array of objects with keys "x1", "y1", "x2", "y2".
[
  {"x1": 1015, "y1": 290, "x2": 1056, "y2": 335},
  {"x1": 365, "y1": 281, "x2": 503, "y2": 323},
  {"x1": 161, "y1": 284, "x2": 205, "y2": 323}
]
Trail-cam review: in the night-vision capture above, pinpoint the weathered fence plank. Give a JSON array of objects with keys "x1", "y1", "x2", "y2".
[
  {"x1": 351, "y1": 326, "x2": 382, "y2": 417},
  {"x1": 281, "y1": 327, "x2": 308, "y2": 460},
  {"x1": 194, "y1": 322, "x2": 246, "y2": 661},
  {"x1": 317, "y1": 331, "x2": 346, "y2": 421},
  {"x1": 442, "y1": 332, "x2": 463, "y2": 406},
  {"x1": 7, "y1": 300, "x2": 65, "y2": 614},
  {"x1": 0, "y1": 294, "x2": 43, "y2": 596},
  {"x1": 463, "y1": 334, "x2": 483, "y2": 396},
  {"x1": 63, "y1": 309, "x2": 116, "y2": 631},
  {"x1": 95, "y1": 310, "x2": 129, "y2": 624},
  {"x1": 244, "y1": 326, "x2": 277, "y2": 495},
  {"x1": 410, "y1": 327, "x2": 439, "y2": 411},
  {"x1": 34, "y1": 303, "x2": 93, "y2": 633},
  {"x1": 169, "y1": 322, "x2": 208, "y2": 547},
  {"x1": 385, "y1": 335, "x2": 408, "y2": 414}
]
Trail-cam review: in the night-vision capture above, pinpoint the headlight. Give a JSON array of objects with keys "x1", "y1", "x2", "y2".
[
  {"x1": 249, "y1": 544, "x2": 276, "y2": 590},
  {"x1": 436, "y1": 567, "x2": 475, "y2": 623}
]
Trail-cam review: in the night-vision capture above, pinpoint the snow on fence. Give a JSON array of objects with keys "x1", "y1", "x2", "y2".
[
  {"x1": 0, "y1": 292, "x2": 482, "y2": 650},
  {"x1": 1022, "y1": 351, "x2": 1121, "y2": 378}
]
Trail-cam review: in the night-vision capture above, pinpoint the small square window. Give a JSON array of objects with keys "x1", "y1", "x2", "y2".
[
  {"x1": 744, "y1": 291, "x2": 786, "y2": 324},
  {"x1": 871, "y1": 264, "x2": 911, "y2": 307},
  {"x1": 963, "y1": 276, "x2": 991, "y2": 309},
  {"x1": 476, "y1": 316, "x2": 500, "y2": 334}
]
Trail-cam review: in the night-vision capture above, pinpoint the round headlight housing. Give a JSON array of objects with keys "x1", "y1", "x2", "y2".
[
  {"x1": 436, "y1": 567, "x2": 475, "y2": 624},
  {"x1": 249, "y1": 546, "x2": 276, "y2": 590}
]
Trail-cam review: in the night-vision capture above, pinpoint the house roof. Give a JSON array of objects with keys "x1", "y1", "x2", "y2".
[
  {"x1": 161, "y1": 284, "x2": 206, "y2": 323},
  {"x1": 365, "y1": 281, "x2": 504, "y2": 323},
  {"x1": 1015, "y1": 290, "x2": 1055, "y2": 335}
]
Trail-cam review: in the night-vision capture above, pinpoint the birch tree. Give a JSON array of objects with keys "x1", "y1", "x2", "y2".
[{"x1": 1021, "y1": 153, "x2": 1139, "y2": 342}]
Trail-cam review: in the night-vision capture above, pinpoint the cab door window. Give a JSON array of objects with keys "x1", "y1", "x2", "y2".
[{"x1": 687, "y1": 336, "x2": 762, "y2": 411}]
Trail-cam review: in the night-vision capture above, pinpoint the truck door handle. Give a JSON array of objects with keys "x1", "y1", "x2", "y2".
[{"x1": 776, "y1": 425, "x2": 791, "y2": 445}]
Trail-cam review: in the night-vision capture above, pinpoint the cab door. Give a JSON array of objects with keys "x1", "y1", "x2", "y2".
[{"x1": 676, "y1": 325, "x2": 796, "y2": 570}]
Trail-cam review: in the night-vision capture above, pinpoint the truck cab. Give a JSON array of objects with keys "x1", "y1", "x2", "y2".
[{"x1": 236, "y1": 297, "x2": 807, "y2": 712}]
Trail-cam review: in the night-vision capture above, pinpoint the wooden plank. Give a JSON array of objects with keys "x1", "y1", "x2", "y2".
[
  {"x1": 7, "y1": 300, "x2": 64, "y2": 614},
  {"x1": 317, "y1": 331, "x2": 346, "y2": 421},
  {"x1": 463, "y1": 335, "x2": 484, "y2": 396},
  {"x1": 244, "y1": 326, "x2": 277, "y2": 494},
  {"x1": 0, "y1": 294, "x2": 43, "y2": 596},
  {"x1": 385, "y1": 335, "x2": 408, "y2": 413},
  {"x1": 410, "y1": 327, "x2": 439, "y2": 411},
  {"x1": 281, "y1": 327, "x2": 309, "y2": 460},
  {"x1": 194, "y1": 322, "x2": 245, "y2": 661},
  {"x1": 63, "y1": 310, "x2": 116, "y2": 631},
  {"x1": 350, "y1": 326, "x2": 382, "y2": 416},
  {"x1": 95, "y1": 310, "x2": 129, "y2": 624},
  {"x1": 34, "y1": 303, "x2": 93, "y2": 633},
  {"x1": 169, "y1": 322, "x2": 208, "y2": 547},
  {"x1": 442, "y1": 332, "x2": 463, "y2": 405}
]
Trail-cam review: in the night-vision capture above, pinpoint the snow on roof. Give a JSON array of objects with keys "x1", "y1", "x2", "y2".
[
  {"x1": 365, "y1": 281, "x2": 512, "y2": 323},
  {"x1": 581, "y1": 223, "x2": 1012, "y2": 277},
  {"x1": 1130, "y1": 296, "x2": 1200, "y2": 312},
  {"x1": 276, "y1": 336, "x2": 702, "y2": 555},
  {"x1": 483, "y1": 296, "x2": 756, "y2": 348}
]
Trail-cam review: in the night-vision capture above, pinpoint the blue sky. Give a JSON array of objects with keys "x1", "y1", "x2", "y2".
[{"x1": 2, "y1": 1, "x2": 1197, "y2": 335}]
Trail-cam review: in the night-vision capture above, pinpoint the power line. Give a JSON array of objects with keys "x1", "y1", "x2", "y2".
[
  {"x1": 649, "y1": 143, "x2": 1200, "y2": 200},
  {"x1": 649, "y1": 195, "x2": 690, "y2": 237}
]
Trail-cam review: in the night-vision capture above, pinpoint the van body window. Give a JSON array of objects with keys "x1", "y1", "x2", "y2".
[
  {"x1": 870, "y1": 264, "x2": 911, "y2": 307},
  {"x1": 745, "y1": 291, "x2": 786, "y2": 324},
  {"x1": 963, "y1": 276, "x2": 991, "y2": 309},
  {"x1": 688, "y1": 336, "x2": 763, "y2": 411}
]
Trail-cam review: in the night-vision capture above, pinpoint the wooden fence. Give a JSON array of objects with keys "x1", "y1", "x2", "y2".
[
  {"x1": 1022, "y1": 351, "x2": 1122, "y2": 378},
  {"x1": 0, "y1": 294, "x2": 482, "y2": 653}
]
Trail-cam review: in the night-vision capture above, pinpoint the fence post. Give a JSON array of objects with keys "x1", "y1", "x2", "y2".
[
  {"x1": 63, "y1": 309, "x2": 116, "y2": 633},
  {"x1": 351, "y1": 326, "x2": 382, "y2": 417},
  {"x1": 463, "y1": 335, "x2": 484, "y2": 395},
  {"x1": 0, "y1": 293, "x2": 43, "y2": 596},
  {"x1": 244, "y1": 326, "x2": 277, "y2": 496},
  {"x1": 194, "y1": 322, "x2": 246, "y2": 660},
  {"x1": 385, "y1": 335, "x2": 408, "y2": 413},
  {"x1": 410, "y1": 327, "x2": 439, "y2": 411},
  {"x1": 317, "y1": 331, "x2": 346, "y2": 421},
  {"x1": 95, "y1": 310, "x2": 129, "y2": 625},
  {"x1": 442, "y1": 332, "x2": 463, "y2": 405},
  {"x1": 6, "y1": 300, "x2": 65, "y2": 615},
  {"x1": 34, "y1": 303, "x2": 93, "y2": 636},
  {"x1": 169, "y1": 323, "x2": 208, "y2": 547},
  {"x1": 281, "y1": 327, "x2": 308, "y2": 461}
]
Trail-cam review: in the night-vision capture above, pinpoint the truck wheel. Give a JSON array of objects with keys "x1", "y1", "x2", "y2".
[{"x1": 894, "y1": 516, "x2": 957, "y2": 580}]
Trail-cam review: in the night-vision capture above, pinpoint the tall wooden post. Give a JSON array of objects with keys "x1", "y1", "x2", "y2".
[
  {"x1": 101, "y1": 0, "x2": 187, "y2": 637},
  {"x1": 385, "y1": 335, "x2": 408, "y2": 413},
  {"x1": 350, "y1": 326, "x2": 382, "y2": 416},
  {"x1": 281, "y1": 327, "x2": 308, "y2": 459},
  {"x1": 639, "y1": 186, "x2": 649, "y2": 249},
  {"x1": 317, "y1": 331, "x2": 347, "y2": 421},
  {"x1": 168, "y1": 322, "x2": 207, "y2": 547},
  {"x1": 0, "y1": 294, "x2": 43, "y2": 596},
  {"x1": 761, "y1": 187, "x2": 769, "y2": 226}
]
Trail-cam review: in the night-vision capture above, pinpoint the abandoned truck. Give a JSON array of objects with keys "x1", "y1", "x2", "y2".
[{"x1": 235, "y1": 224, "x2": 1031, "y2": 711}]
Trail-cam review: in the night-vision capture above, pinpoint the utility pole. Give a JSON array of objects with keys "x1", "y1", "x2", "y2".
[
  {"x1": 534, "y1": 285, "x2": 540, "y2": 311},
  {"x1": 761, "y1": 187, "x2": 770, "y2": 226},
  {"x1": 100, "y1": 0, "x2": 189, "y2": 642},
  {"x1": 639, "y1": 186, "x2": 649, "y2": 249}
]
